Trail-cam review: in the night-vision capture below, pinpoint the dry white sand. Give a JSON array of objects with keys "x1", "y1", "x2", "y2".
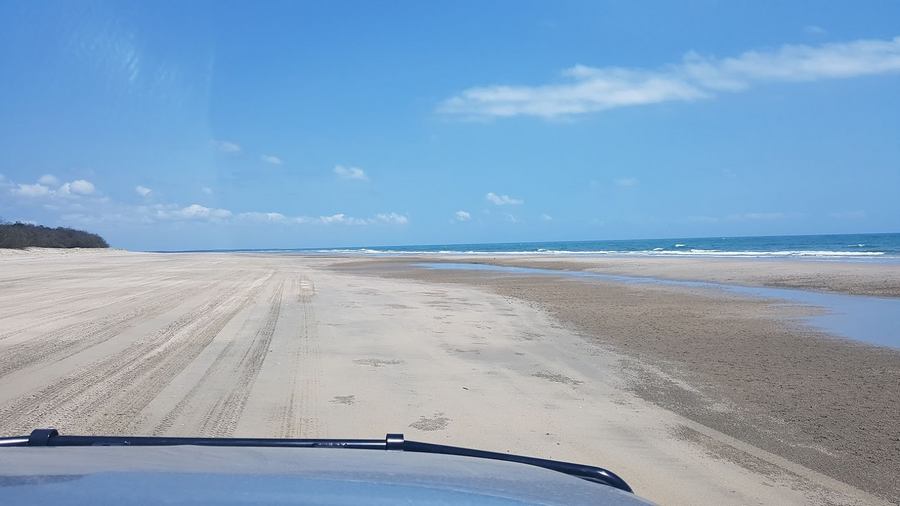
[{"x1": 0, "y1": 250, "x2": 889, "y2": 505}]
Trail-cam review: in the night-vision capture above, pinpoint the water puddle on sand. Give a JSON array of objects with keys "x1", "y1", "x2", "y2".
[{"x1": 415, "y1": 262, "x2": 900, "y2": 349}]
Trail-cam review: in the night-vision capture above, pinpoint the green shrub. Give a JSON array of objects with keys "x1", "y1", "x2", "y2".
[{"x1": 0, "y1": 221, "x2": 109, "y2": 249}]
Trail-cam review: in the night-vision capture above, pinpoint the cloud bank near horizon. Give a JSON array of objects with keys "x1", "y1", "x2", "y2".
[{"x1": 3, "y1": 175, "x2": 407, "y2": 229}]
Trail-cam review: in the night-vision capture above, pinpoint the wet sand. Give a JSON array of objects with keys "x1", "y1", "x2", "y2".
[
  {"x1": 1, "y1": 249, "x2": 896, "y2": 505},
  {"x1": 419, "y1": 255, "x2": 900, "y2": 297},
  {"x1": 334, "y1": 256, "x2": 900, "y2": 503}
]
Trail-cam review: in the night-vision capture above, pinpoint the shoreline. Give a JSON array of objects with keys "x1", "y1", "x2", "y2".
[
  {"x1": 332, "y1": 256, "x2": 900, "y2": 502},
  {"x1": 324, "y1": 254, "x2": 900, "y2": 297}
]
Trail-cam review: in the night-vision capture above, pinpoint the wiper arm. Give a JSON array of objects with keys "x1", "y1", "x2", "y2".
[
  {"x1": 1, "y1": 428, "x2": 389, "y2": 450},
  {"x1": 0, "y1": 429, "x2": 632, "y2": 494},
  {"x1": 401, "y1": 438, "x2": 632, "y2": 493}
]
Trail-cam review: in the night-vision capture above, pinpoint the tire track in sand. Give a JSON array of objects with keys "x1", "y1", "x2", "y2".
[
  {"x1": 268, "y1": 276, "x2": 320, "y2": 437},
  {"x1": 0, "y1": 271, "x2": 271, "y2": 433},
  {"x1": 198, "y1": 280, "x2": 286, "y2": 436},
  {"x1": 0, "y1": 279, "x2": 204, "y2": 379},
  {"x1": 294, "y1": 276, "x2": 323, "y2": 437},
  {"x1": 88, "y1": 272, "x2": 276, "y2": 433},
  {"x1": 0, "y1": 274, "x2": 187, "y2": 323},
  {"x1": 149, "y1": 278, "x2": 286, "y2": 435}
]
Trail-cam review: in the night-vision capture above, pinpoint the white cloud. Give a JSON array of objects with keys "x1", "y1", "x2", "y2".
[
  {"x1": 318, "y1": 213, "x2": 369, "y2": 225},
  {"x1": 614, "y1": 177, "x2": 639, "y2": 187},
  {"x1": 157, "y1": 203, "x2": 233, "y2": 221},
  {"x1": 13, "y1": 183, "x2": 51, "y2": 197},
  {"x1": 540, "y1": 213, "x2": 553, "y2": 221},
  {"x1": 201, "y1": 186, "x2": 214, "y2": 195},
  {"x1": 7, "y1": 170, "x2": 407, "y2": 230},
  {"x1": 213, "y1": 140, "x2": 241, "y2": 153},
  {"x1": 38, "y1": 174, "x2": 59, "y2": 186},
  {"x1": 147, "y1": 204, "x2": 405, "y2": 227},
  {"x1": 334, "y1": 165, "x2": 368, "y2": 181},
  {"x1": 454, "y1": 210, "x2": 471, "y2": 222},
  {"x1": 261, "y1": 154, "x2": 283, "y2": 165},
  {"x1": 439, "y1": 36, "x2": 900, "y2": 118},
  {"x1": 11, "y1": 178, "x2": 97, "y2": 198},
  {"x1": 486, "y1": 192, "x2": 524, "y2": 205},
  {"x1": 122, "y1": 200, "x2": 409, "y2": 227},
  {"x1": 375, "y1": 212, "x2": 409, "y2": 225},
  {"x1": 314, "y1": 212, "x2": 407, "y2": 226},
  {"x1": 239, "y1": 211, "x2": 287, "y2": 223},
  {"x1": 59, "y1": 179, "x2": 95, "y2": 196}
]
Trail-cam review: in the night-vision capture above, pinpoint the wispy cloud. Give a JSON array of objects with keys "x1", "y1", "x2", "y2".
[
  {"x1": 439, "y1": 36, "x2": 900, "y2": 119},
  {"x1": 683, "y1": 212, "x2": 793, "y2": 223},
  {"x1": 684, "y1": 215, "x2": 720, "y2": 224},
  {"x1": 315, "y1": 212, "x2": 408, "y2": 226},
  {"x1": 6, "y1": 174, "x2": 406, "y2": 229},
  {"x1": 486, "y1": 192, "x2": 524, "y2": 205},
  {"x1": 213, "y1": 140, "x2": 241, "y2": 153},
  {"x1": 38, "y1": 174, "x2": 59, "y2": 186},
  {"x1": 804, "y1": 25, "x2": 827, "y2": 35},
  {"x1": 318, "y1": 213, "x2": 368, "y2": 225},
  {"x1": 156, "y1": 204, "x2": 233, "y2": 221},
  {"x1": 614, "y1": 177, "x2": 639, "y2": 188},
  {"x1": 261, "y1": 154, "x2": 283, "y2": 165},
  {"x1": 150, "y1": 206, "x2": 407, "y2": 226},
  {"x1": 235, "y1": 210, "x2": 409, "y2": 226},
  {"x1": 239, "y1": 211, "x2": 287, "y2": 223},
  {"x1": 334, "y1": 165, "x2": 368, "y2": 181},
  {"x1": 375, "y1": 212, "x2": 408, "y2": 225},
  {"x1": 829, "y1": 210, "x2": 866, "y2": 219},
  {"x1": 454, "y1": 210, "x2": 471, "y2": 222},
  {"x1": 540, "y1": 213, "x2": 553, "y2": 221},
  {"x1": 727, "y1": 212, "x2": 785, "y2": 221},
  {"x1": 201, "y1": 186, "x2": 214, "y2": 195}
]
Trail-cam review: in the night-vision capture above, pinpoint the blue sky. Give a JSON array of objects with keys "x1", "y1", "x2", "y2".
[{"x1": 1, "y1": 0, "x2": 899, "y2": 250}]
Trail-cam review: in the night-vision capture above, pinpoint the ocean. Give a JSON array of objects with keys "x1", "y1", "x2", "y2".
[{"x1": 306, "y1": 233, "x2": 900, "y2": 259}]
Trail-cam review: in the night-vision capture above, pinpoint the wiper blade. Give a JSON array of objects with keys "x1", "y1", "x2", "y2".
[{"x1": 0, "y1": 429, "x2": 632, "y2": 493}]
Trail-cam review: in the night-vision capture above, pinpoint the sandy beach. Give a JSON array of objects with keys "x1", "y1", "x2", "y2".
[{"x1": 1, "y1": 249, "x2": 897, "y2": 505}]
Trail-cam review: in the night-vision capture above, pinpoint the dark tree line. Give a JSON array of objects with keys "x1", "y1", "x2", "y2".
[{"x1": 0, "y1": 221, "x2": 109, "y2": 249}]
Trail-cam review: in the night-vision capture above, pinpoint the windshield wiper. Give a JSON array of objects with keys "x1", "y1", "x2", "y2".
[{"x1": 0, "y1": 429, "x2": 632, "y2": 493}]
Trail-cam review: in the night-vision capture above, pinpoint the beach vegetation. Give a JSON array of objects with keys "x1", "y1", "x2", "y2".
[{"x1": 0, "y1": 220, "x2": 109, "y2": 249}]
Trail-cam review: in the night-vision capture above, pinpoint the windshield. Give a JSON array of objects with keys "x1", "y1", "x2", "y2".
[{"x1": 1, "y1": 1, "x2": 899, "y2": 504}]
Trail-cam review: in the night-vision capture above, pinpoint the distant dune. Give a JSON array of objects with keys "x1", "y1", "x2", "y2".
[{"x1": 0, "y1": 222, "x2": 108, "y2": 249}]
